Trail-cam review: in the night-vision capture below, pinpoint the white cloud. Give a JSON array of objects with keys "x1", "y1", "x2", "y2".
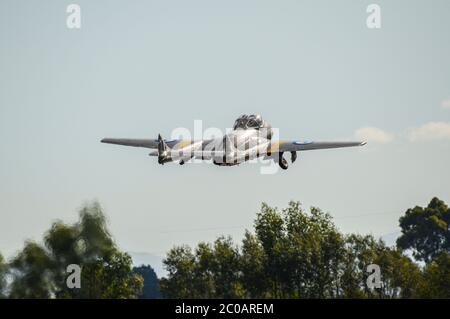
[
  {"x1": 354, "y1": 127, "x2": 394, "y2": 144},
  {"x1": 409, "y1": 122, "x2": 450, "y2": 142},
  {"x1": 441, "y1": 99, "x2": 450, "y2": 110}
]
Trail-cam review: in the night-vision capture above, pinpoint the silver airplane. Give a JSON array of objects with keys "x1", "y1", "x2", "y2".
[{"x1": 101, "y1": 114, "x2": 366, "y2": 170}]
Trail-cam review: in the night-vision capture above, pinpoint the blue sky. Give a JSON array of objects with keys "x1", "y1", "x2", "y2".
[{"x1": 1, "y1": 1, "x2": 450, "y2": 272}]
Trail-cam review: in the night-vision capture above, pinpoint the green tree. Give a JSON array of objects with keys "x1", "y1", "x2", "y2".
[
  {"x1": 192, "y1": 242, "x2": 216, "y2": 298},
  {"x1": 283, "y1": 203, "x2": 345, "y2": 298},
  {"x1": 43, "y1": 202, "x2": 118, "y2": 298},
  {"x1": 80, "y1": 250, "x2": 143, "y2": 299},
  {"x1": 419, "y1": 252, "x2": 450, "y2": 298},
  {"x1": 8, "y1": 201, "x2": 143, "y2": 299},
  {"x1": 397, "y1": 197, "x2": 450, "y2": 263},
  {"x1": 253, "y1": 202, "x2": 286, "y2": 298},
  {"x1": 340, "y1": 234, "x2": 423, "y2": 299},
  {"x1": 9, "y1": 242, "x2": 53, "y2": 298},
  {"x1": 372, "y1": 243, "x2": 422, "y2": 298},
  {"x1": 240, "y1": 231, "x2": 268, "y2": 298},
  {"x1": 252, "y1": 202, "x2": 345, "y2": 298},
  {"x1": 161, "y1": 238, "x2": 243, "y2": 299},
  {"x1": 160, "y1": 246, "x2": 196, "y2": 298},
  {"x1": 0, "y1": 253, "x2": 8, "y2": 298},
  {"x1": 209, "y1": 236, "x2": 243, "y2": 298},
  {"x1": 161, "y1": 201, "x2": 429, "y2": 299},
  {"x1": 133, "y1": 265, "x2": 161, "y2": 299},
  {"x1": 340, "y1": 234, "x2": 380, "y2": 298}
]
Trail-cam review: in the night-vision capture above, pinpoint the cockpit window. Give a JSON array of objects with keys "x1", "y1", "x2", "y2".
[
  {"x1": 233, "y1": 114, "x2": 263, "y2": 130},
  {"x1": 247, "y1": 119, "x2": 258, "y2": 128}
]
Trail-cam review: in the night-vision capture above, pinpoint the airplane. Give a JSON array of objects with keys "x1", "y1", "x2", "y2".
[{"x1": 101, "y1": 114, "x2": 366, "y2": 170}]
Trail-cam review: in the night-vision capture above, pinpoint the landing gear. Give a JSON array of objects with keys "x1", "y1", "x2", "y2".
[
  {"x1": 291, "y1": 151, "x2": 297, "y2": 163},
  {"x1": 278, "y1": 152, "x2": 289, "y2": 170}
]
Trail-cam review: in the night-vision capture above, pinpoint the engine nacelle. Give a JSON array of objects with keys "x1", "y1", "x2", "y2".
[
  {"x1": 158, "y1": 153, "x2": 173, "y2": 164},
  {"x1": 157, "y1": 134, "x2": 173, "y2": 165}
]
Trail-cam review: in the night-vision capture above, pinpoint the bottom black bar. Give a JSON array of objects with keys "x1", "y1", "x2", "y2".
[{"x1": 0, "y1": 299, "x2": 440, "y2": 318}]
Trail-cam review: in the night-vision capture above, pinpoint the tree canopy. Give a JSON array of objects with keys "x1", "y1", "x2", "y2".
[
  {"x1": 133, "y1": 265, "x2": 161, "y2": 299},
  {"x1": 161, "y1": 200, "x2": 450, "y2": 299},
  {"x1": 6, "y1": 201, "x2": 143, "y2": 299},
  {"x1": 2, "y1": 197, "x2": 450, "y2": 299},
  {"x1": 397, "y1": 197, "x2": 450, "y2": 263},
  {"x1": 0, "y1": 253, "x2": 7, "y2": 298}
]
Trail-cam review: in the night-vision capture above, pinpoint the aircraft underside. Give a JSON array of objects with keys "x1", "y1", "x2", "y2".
[
  {"x1": 101, "y1": 114, "x2": 366, "y2": 171},
  {"x1": 155, "y1": 134, "x2": 298, "y2": 170}
]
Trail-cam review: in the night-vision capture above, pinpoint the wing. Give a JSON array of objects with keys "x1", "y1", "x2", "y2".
[
  {"x1": 274, "y1": 140, "x2": 367, "y2": 152},
  {"x1": 101, "y1": 138, "x2": 159, "y2": 148},
  {"x1": 101, "y1": 138, "x2": 212, "y2": 150},
  {"x1": 101, "y1": 138, "x2": 189, "y2": 149}
]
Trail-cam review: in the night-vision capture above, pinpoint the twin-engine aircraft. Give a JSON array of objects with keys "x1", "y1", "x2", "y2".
[{"x1": 101, "y1": 114, "x2": 366, "y2": 170}]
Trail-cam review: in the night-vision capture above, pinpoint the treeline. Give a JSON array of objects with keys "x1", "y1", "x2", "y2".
[
  {"x1": 160, "y1": 198, "x2": 450, "y2": 298},
  {"x1": 1, "y1": 198, "x2": 449, "y2": 298},
  {"x1": 0, "y1": 202, "x2": 160, "y2": 299}
]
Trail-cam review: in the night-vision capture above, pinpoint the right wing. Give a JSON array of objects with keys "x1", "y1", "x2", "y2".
[
  {"x1": 101, "y1": 138, "x2": 200, "y2": 149},
  {"x1": 101, "y1": 138, "x2": 161, "y2": 149},
  {"x1": 101, "y1": 138, "x2": 210, "y2": 150}
]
